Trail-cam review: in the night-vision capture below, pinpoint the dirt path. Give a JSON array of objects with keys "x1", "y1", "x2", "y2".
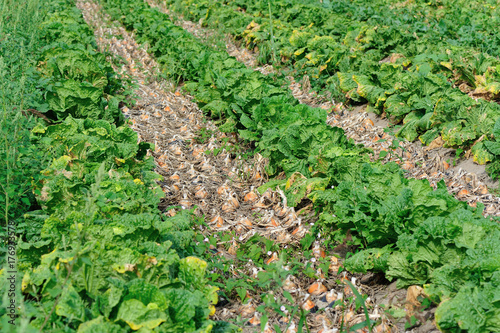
[
  {"x1": 147, "y1": 0, "x2": 500, "y2": 218},
  {"x1": 75, "y1": 0, "x2": 318, "y2": 247}
]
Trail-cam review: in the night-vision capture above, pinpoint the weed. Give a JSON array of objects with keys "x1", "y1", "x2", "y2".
[
  {"x1": 377, "y1": 127, "x2": 408, "y2": 162},
  {"x1": 267, "y1": 0, "x2": 277, "y2": 65},
  {"x1": 205, "y1": 136, "x2": 255, "y2": 160},
  {"x1": 194, "y1": 127, "x2": 217, "y2": 144},
  {"x1": 0, "y1": 0, "x2": 49, "y2": 232},
  {"x1": 345, "y1": 281, "x2": 375, "y2": 332},
  {"x1": 446, "y1": 148, "x2": 464, "y2": 167}
]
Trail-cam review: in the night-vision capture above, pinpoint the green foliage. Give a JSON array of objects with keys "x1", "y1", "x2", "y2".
[
  {"x1": 194, "y1": 128, "x2": 217, "y2": 144},
  {"x1": 434, "y1": 273, "x2": 500, "y2": 333},
  {"x1": 484, "y1": 118, "x2": 500, "y2": 179},
  {"x1": 162, "y1": 0, "x2": 500, "y2": 176},
  {"x1": 258, "y1": 172, "x2": 329, "y2": 208},
  {"x1": 314, "y1": 164, "x2": 470, "y2": 247},
  {"x1": 31, "y1": 116, "x2": 160, "y2": 216},
  {"x1": 344, "y1": 247, "x2": 392, "y2": 274},
  {"x1": 96, "y1": 0, "x2": 500, "y2": 331},
  {"x1": 98, "y1": 0, "x2": 366, "y2": 181},
  {"x1": 33, "y1": 8, "x2": 125, "y2": 124},
  {"x1": 0, "y1": 0, "x2": 221, "y2": 331},
  {"x1": 39, "y1": 7, "x2": 97, "y2": 47},
  {"x1": 12, "y1": 213, "x2": 219, "y2": 331},
  {"x1": 0, "y1": 0, "x2": 51, "y2": 234},
  {"x1": 192, "y1": 230, "x2": 329, "y2": 331}
]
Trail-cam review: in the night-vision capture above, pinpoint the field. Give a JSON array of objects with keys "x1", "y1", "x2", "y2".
[{"x1": 0, "y1": 0, "x2": 499, "y2": 332}]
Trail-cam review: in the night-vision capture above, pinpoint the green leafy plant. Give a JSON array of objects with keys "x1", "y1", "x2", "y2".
[
  {"x1": 94, "y1": 1, "x2": 500, "y2": 331},
  {"x1": 0, "y1": 1, "x2": 230, "y2": 331},
  {"x1": 484, "y1": 118, "x2": 500, "y2": 179},
  {"x1": 161, "y1": 0, "x2": 500, "y2": 178},
  {"x1": 194, "y1": 127, "x2": 217, "y2": 144}
]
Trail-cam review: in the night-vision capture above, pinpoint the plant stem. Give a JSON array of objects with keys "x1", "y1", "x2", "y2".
[{"x1": 267, "y1": 0, "x2": 277, "y2": 64}]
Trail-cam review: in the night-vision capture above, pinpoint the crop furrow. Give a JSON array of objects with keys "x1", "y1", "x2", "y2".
[
  {"x1": 93, "y1": 0, "x2": 500, "y2": 332},
  {"x1": 147, "y1": 0, "x2": 500, "y2": 218},
  {"x1": 77, "y1": 1, "x2": 404, "y2": 332},
  {"x1": 159, "y1": 0, "x2": 500, "y2": 179}
]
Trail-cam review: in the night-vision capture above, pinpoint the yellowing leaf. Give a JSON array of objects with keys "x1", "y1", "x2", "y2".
[
  {"x1": 472, "y1": 142, "x2": 495, "y2": 164},
  {"x1": 21, "y1": 273, "x2": 29, "y2": 292},
  {"x1": 31, "y1": 123, "x2": 47, "y2": 134},
  {"x1": 117, "y1": 299, "x2": 167, "y2": 330},
  {"x1": 113, "y1": 263, "x2": 136, "y2": 273},
  {"x1": 207, "y1": 285, "x2": 219, "y2": 305},
  {"x1": 294, "y1": 47, "x2": 306, "y2": 56},
  {"x1": 115, "y1": 157, "x2": 125, "y2": 165},
  {"x1": 440, "y1": 62, "x2": 453, "y2": 70},
  {"x1": 59, "y1": 256, "x2": 75, "y2": 263}
]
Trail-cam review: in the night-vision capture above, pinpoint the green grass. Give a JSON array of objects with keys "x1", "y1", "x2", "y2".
[{"x1": 0, "y1": 0, "x2": 48, "y2": 241}]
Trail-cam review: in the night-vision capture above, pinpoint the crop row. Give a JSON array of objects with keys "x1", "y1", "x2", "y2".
[
  {"x1": 0, "y1": 1, "x2": 226, "y2": 332},
  {"x1": 98, "y1": 0, "x2": 500, "y2": 331},
  {"x1": 161, "y1": 0, "x2": 500, "y2": 179},
  {"x1": 222, "y1": 0, "x2": 500, "y2": 58}
]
